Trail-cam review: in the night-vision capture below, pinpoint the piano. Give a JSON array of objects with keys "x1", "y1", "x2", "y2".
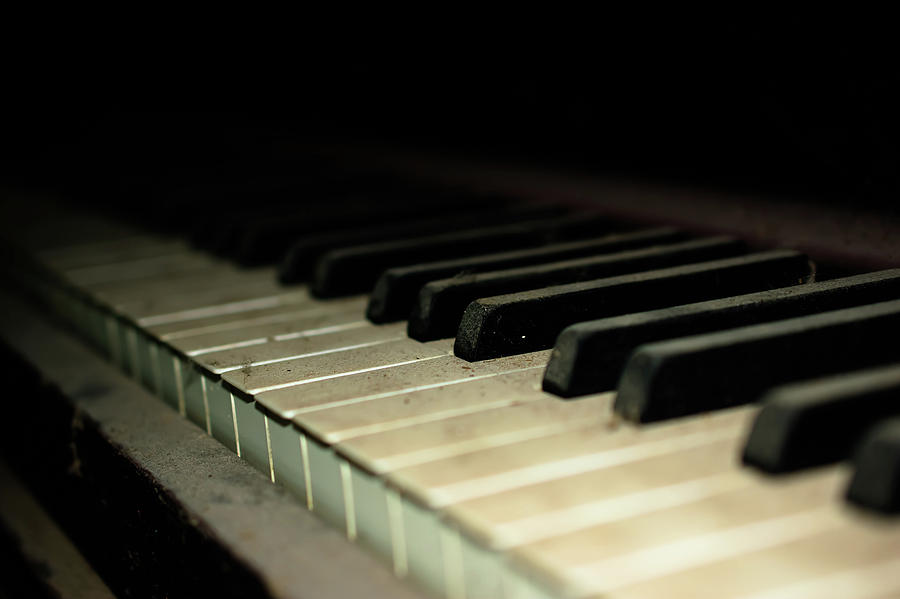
[
  {"x1": 1, "y1": 55, "x2": 899, "y2": 596},
  {"x1": 3, "y1": 133, "x2": 900, "y2": 598}
]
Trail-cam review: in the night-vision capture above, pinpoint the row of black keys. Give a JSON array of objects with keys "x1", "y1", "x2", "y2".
[{"x1": 172, "y1": 171, "x2": 900, "y2": 514}]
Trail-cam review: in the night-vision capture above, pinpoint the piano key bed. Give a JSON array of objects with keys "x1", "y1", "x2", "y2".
[{"x1": 4, "y1": 175, "x2": 900, "y2": 599}]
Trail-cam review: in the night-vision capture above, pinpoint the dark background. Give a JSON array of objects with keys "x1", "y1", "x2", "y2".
[{"x1": 2, "y1": 23, "x2": 897, "y2": 211}]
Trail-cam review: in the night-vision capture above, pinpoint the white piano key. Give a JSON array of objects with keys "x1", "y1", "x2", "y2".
[
  {"x1": 390, "y1": 407, "x2": 754, "y2": 510},
  {"x1": 450, "y1": 440, "x2": 747, "y2": 551},
  {"x1": 180, "y1": 324, "x2": 409, "y2": 430},
  {"x1": 401, "y1": 493, "x2": 447, "y2": 596},
  {"x1": 732, "y1": 555, "x2": 900, "y2": 599},
  {"x1": 183, "y1": 370, "x2": 210, "y2": 431},
  {"x1": 148, "y1": 298, "x2": 359, "y2": 340},
  {"x1": 338, "y1": 393, "x2": 614, "y2": 476},
  {"x1": 220, "y1": 335, "x2": 468, "y2": 542},
  {"x1": 24, "y1": 212, "x2": 900, "y2": 599},
  {"x1": 170, "y1": 308, "x2": 370, "y2": 357},
  {"x1": 510, "y1": 468, "x2": 847, "y2": 598},
  {"x1": 258, "y1": 351, "x2": 550, "y2": 419},
  {"x1": 350, "y1": 465, "x2": 394, "y2": 561},
  {"x1": 233, "y1": 395, "x2": 270, "y2": 474},
  {"x1": 306, "y1": 435, "x2": 352, "y2": 531},
  {"x1": 206, "y1": 381, "x2": 238, "y2": 453},
  {"x1": 297, "y1": 366, "x2": 546, "y2": 444},
  {"x1": 222, "y1": 337, "x2": 452, "y2": 396},
  {"x1": 124, "y1": 280, "x2": 303, "y2": 323},
  {"x1": 341, "y1": 407, "x2": 748, "y2": 597},
  {"x1": 194, "y1": 322, "x2": 407, "y2": 375},
  {"x1": 267, "y1": 416, "x2": 312, "y2": 508}
]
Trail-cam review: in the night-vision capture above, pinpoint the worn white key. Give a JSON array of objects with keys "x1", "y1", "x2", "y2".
[
  {"x1": 391, "y1": 406, "x2": 756, "y2": 508},
  {"x1": 194, "y1": 322, "x2": 408, "y2": 375},
  {"x1": 206, "y1": 336, "x2": 453, "y2": 497},
  {"x1": 223, "y1": 337, "x2": 452, "y2": 396},
  {"x1": 258, "y1": 350, "x2": 550, "y2": 419},
  {"x1": 234, "y1": 349, "x2": 552, "y2": 580},
  {"x1": 131, "y1": 287, "x2": 313, "y2": 327},
  {"x1": 169, "y1": 308, "x2": 369, "y2": 357},
  {"x1": 365, "y1": 409, "x2": 755, "y2": 597},
  {"x1": 430, "y1": 435, "x2": 748, "y2": 599},
  {"x1": 317, "y1": 388, "x2": 617, "y2": 595},
  {"x1": 166, "y1": 320, "x2": 401, "y2": 428},
  {"x1": 109, "y1": 273, "x2": 291, "y2": 316},
  {"x1": 338, "y1": 393, "x2": 614, "y2": 475},
  {"x1": 149, "y1": 296, "x2": 366, "y2": 340},
  {"x1": 729, "y1": 551, "x2": 900, "y2": 599},
  {"x1": 448, "y1": 437, "x2": 746, "y2": 551},
  {"x1": 298, "y1": 367, "x2": 546, "y2": 444},
  {"x1": 509, "y1": 468, "x2": 847, "y2": 598}
]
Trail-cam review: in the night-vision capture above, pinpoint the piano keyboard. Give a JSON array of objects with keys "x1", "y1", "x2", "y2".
[{"x1": 4, "y1": 170, "x2": 900, "y2": 599}]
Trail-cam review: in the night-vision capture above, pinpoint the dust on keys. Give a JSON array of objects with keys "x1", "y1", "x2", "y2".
[{"x1": 5, "y1": 178, "x2": 900, "y2": 599}]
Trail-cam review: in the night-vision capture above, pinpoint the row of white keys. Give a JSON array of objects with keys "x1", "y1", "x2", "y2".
[
  {"x1": 97, "y1": 252, "x2": 607, "y2": 594},
  {"x1": 326, "y1": 404, "x2": 748, "y2": 595},
  {"x1": 99, "y1": 262, "x2": 598, "y2": 592},
  {"x1": 399, "y1": 413, "x2": 900, "y2": 599},
  {"x1": 24, "y1": 217, "x2": 900, "y2": 599},
  {"x1": 530, "y1": 471, "x2": 900, "y2": 599}
]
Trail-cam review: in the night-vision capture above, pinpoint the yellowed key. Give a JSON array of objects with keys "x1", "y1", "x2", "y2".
[
  {"x1": 169, "y1": 307, "x2": 368, "y2": 356},
  {"x1": 195, "y1": 322, "x2": 408, "y2": 375},
  {"x1": 510, "y1": 468, "x2": 847, "y2": 598},
  {"x1": 391, "y1": 406, "x2": 755, "y2": 509},
  {"x1": 131, "y1": 286, "x2": 312, "y2": 326},
  {"x1": 448, "y1": 437, "x2": 746, "y2": 551},
  {"x1": 338, "y1": 393, "x2": 614, "y2": 474},
  {"x1": 223, "y1": 337, "x2": 451, "y2": 395},
  {"x1": 298, "y1": 366, "x2": 546, "y2": 444},
  {"x1": 112, "y1": 275, "x2": 294, "y2": 318},
  {"x1": 150, "y1": 295, "x2": 365, "y2": 340},
  {"x1": 725, "y1": 530, "x2": 900, "y2": 599},
  {"x1": 257, "y1": 350, "x2": 548, "y2": 419},
  {"x1": 605, "y1": 520, "x2": 900, "y2": 599}
]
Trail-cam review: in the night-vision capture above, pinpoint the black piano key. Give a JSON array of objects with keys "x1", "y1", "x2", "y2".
[
  {"x1": 410, "y1": 236, "x2": 747, "y2": 342},
  {"x1": 846, "y1": 418, "x2": 900, "y2": 514},
  {"x1": 279, "y1": 204, "x2": 566, "y2": 284},
  {"x1": 614, "y1": 299, "x2": 900, "y2": 424},
  {"x1": 543, "y1": 269, "x2": 900, "y2": 397},
  {"x1": 366, "y1": 226, "x2": 683, "y2": 324},
  {"x1": 206, "y1": 196, "x2": 379, "y2": 257},
  {"x1": 191, "y1": 174, "x2": 379, "y2": 250},
  {"x1": 743, "y1": 364, "x2": 900, "y2": 473},
  {"x1": 308, "y1": 211, "x2": 608, "y2": 298},
  {"x1": 454, "y1": 250, "x2": 813, "y2": 361},
  {"x1": 231, "y1": 193, "x2": 511, "y2": 267}
]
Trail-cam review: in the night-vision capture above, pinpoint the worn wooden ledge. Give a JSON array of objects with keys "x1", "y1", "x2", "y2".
[{"x1": 0, "y1": 290, "x2": 427, "y2": 599}]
